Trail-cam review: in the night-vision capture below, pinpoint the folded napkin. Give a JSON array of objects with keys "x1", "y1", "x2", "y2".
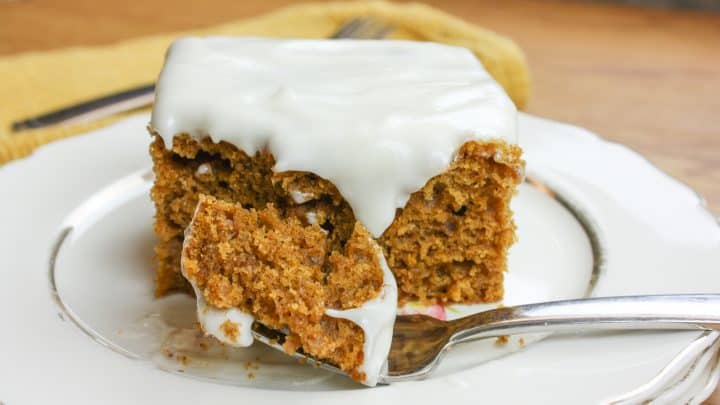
[{"x1": 0, "y1": 1, "x2": 530, "y2": 165}]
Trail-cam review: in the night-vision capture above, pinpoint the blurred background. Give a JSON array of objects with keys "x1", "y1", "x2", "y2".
[{"x1": 1, "y1": 0, "x2": 718, "y2": 217}]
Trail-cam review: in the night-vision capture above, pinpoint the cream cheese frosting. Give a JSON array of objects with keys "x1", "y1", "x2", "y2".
[{"x1": 151, "y1": 36, "x2": 518, "y2": 237}]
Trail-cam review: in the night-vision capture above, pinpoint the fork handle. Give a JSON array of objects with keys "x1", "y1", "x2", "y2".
[
  {"x1": 449, "y1": 294, "x2": 720, "y2": 345},
  {"x1": 11, "y1": 84, "x2": 155, "y2": 132}
]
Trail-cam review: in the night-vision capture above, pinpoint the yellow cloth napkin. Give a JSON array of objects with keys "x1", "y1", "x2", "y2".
[{"x1": 0, "y1": 1, "x2": 530, "y2": 165}]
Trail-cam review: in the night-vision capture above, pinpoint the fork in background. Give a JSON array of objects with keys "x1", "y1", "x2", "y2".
[{"x1": 11, "y1": 18, "x2": 394, "y2": 133}]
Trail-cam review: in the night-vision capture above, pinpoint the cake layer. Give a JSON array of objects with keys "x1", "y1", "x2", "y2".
[
  {"x1": 150, "y1": 135, "x2": 523, "y2": 304},
  {"x1": 181, "y1": 195, "x2": 396, "y2": 385},
  {"x1": 151, "y1": 37, "x2": 518, "y2": 236}
]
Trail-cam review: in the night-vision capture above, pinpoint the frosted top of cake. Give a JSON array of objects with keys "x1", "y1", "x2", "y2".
[{"x1": 151, "y1": 37, "x2": 517, "y2": 236}]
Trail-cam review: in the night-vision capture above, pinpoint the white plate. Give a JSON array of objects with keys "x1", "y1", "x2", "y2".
[
  {"x1": 48, "y1": 169, "x2": 593, "y2": 389},
  {"x1": 1, "y1": 113, "x2": 718, "y2": 404}
]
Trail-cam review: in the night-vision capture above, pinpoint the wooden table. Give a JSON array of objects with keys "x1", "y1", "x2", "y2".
[{"x1": 2, "y1": 0, "x2": 719, "y2": 401}]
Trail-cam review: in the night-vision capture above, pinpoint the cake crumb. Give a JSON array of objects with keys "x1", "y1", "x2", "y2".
[
  {"x1": 518, "y1": 337, "x2": 525, "y2": 347},
  {"x1": 199, "y1": 342, "x2": 209, "y2": 351},
  {"x1": 247, "y1": 372, "x2": 255, "y2": 379},
  {"x1": 220, "y1": 320, "x2": 239, "y2": 343},
  {"x1": 494, "y1": 335, "x2": 509, "y2": 346}
]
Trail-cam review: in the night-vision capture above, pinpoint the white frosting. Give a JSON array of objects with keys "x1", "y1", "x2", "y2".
[
  {"x1": 305, "y1": 211, "x2": 319, "y2": 225},
  {"x1": 325, "y1": 245, "x2": 398, "y2": 386},
  {"x1": 152, "y1": 37, "x2": 517, "y2": 236},
  {"x1": 290, "y1": 189, "x2": 316, "y2": 204},
  {"x1": 196, "y1": 163, "x2": 212, "y2": 176}
]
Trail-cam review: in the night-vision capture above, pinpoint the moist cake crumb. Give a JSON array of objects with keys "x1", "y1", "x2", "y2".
[
  {"x1": 220, "y1": 320, "x2": 239, "y2": 343},
  {"x1": 181, "y1": 195, "x2": 387, "y2": 381},
  {"x1": 495, "y1": 335, "x2": 509, "y2": 346}
]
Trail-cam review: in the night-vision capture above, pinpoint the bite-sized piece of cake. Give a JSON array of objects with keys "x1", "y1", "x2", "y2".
[
  {"x1": 150, "y1": 37, "x2": 524, "y2": 306},
  {"x1": 181, "y1": 195, "x2": 397, "y2": 385}
]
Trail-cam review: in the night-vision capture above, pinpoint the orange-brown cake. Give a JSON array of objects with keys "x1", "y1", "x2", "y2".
[
  {"x1": 149, "y1": 37, "x2": 523, "y2": 385},
  {"x1": 181, "y1": 195, "x2": 395, "y2": 383}
]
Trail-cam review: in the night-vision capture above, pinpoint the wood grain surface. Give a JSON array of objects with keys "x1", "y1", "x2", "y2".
[{"x1": 1, "y1": 0, "x2": 719, "y2": 401}]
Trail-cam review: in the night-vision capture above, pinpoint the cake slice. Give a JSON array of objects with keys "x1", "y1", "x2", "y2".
[
  {"x1": 181, "y1": 195, "x2": 396, "y2": 385},
  {"x1": 150, "y1": 37, "x2": 524, "y2": 308},
  {"x1": 149, "y1": 35, "x2": 524, "y2": 385}
]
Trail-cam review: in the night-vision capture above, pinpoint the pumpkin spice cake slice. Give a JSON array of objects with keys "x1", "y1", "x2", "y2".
[{"x1": 149, "y1": 36, "x2": 524, "y2": 386}]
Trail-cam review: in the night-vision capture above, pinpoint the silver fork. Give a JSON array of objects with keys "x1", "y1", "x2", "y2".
[
  {"x1": 252, "y1": 294, "x2": 720, "y2": 384},
  {"x1": 10, "y1": 18, "x2": 394, "y2": 132}
]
